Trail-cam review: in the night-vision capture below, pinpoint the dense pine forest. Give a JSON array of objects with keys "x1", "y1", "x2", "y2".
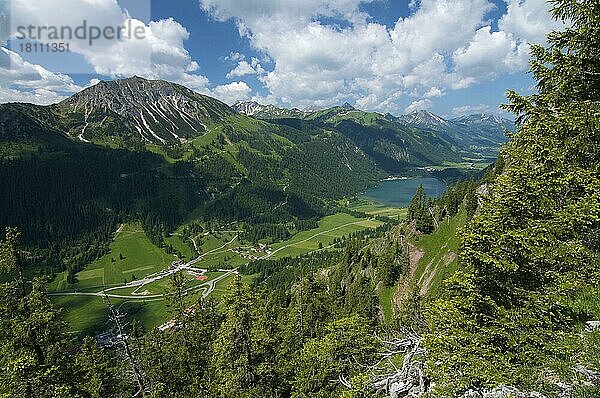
[{"x1": 1, "y1": 1, "x2": 599, "y2": 397}]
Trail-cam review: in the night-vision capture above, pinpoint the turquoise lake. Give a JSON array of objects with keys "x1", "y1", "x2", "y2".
[{"x1": 360, "y1": 177, "x2": 447, "y2": 207}]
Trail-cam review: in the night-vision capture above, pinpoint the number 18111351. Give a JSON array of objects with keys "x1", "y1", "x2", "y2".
[{"x1": 19, "y1": 42, "x2": 70, "y2": 53}]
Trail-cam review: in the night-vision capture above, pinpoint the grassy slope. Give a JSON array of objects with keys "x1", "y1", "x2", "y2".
[
  {"x1": 379, "y1": 286, "x2": 396, "y2": 323},
  {"x1": 413, "y1": 211, "x2": 467, "y2": 297},
  {"x1": 164, "y1": 233, "x2": 195, "y2": 260},
  {"x1": 269, "y1": 213, "x2": 382, "y2": 259},
  {"x1": 194, "y1": 214, "x2": 382, "y2": 267},
  {"x1": 347, "y1": 199, "x2": 408, "y2": 219},
  {"x1": 379, "y1": 211, "x2": 465, "y2": 324},
  {"x1": 53, "y1": 295, "x2": 170, "y2": 334},
  {"x1": 48, "y1": 223, "x2": 178, "y2": 333},
  {"x1": 50, "y1": 223, "x2": 176, "y2": 292}
]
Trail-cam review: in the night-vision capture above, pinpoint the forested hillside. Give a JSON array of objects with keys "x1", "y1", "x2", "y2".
[
  {"x1": 0, "y1": 1, "x2": 598, "y2": 397},
  {"x1": 0, "y1": 81, "x2": 380, "y2": 276},
  {"x1": 0, "y1": 69, "x2": 500, "y2": 276},
  {"x1": 236, "y1": 104, "x2": 512, "y2": 173},
  {"x1": 425, "y1": 1, "x2": 600, "y2": 395}
]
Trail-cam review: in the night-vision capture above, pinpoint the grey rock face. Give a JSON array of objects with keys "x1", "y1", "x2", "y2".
[
  {"x1": 398, "y1": 110, "x2": 450, "y2": 130},
  {"x1": 585, "y1": 320, "x2": 600, "y2": 331},
  {"x1": 461, "y1": 385, "x2": 546, "y2": 398},
  {"x1": 58, "y1": 76, "x2": 233, "y2": 144},
  {"x1": 232, "y1": 100, "x2": 308, "y2": 119}
]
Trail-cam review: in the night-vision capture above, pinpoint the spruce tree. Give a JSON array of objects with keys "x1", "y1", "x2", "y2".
[{"x1": 425, "y1": 1, "x2": 600, "y2": 394}]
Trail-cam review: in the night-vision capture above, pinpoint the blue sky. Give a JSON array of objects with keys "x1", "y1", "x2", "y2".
[{"x1": 1, "y1": 0, "x2": 562, "y2": 118}]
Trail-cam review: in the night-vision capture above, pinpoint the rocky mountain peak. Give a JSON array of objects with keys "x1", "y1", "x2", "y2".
[
  {"x1": 57, "y1": 77, "x2": 233, "y2": 145},
  {"x1": 399, "y1": 110, "x2": 450, "y2": 128},
  {"x1": 232, "y1": 101, "x2": 308, "y2": 119}
]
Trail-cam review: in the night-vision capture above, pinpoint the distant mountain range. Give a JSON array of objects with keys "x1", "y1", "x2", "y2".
[
  {"x1": 395, "y1": 109, "x2": 451, "y2": 129},
  {"x1": 234, "y1": 100, "x2": 514, "y2": 138},
  {"x1": 0, "y1": 77, "x2": 383, "y2": 202},
  {"x1": 0, "y1": 77, "x2": 514, "y2": 202},
  {"x1": 232, "y1": 100, "x2": 310, "y2": 119},
  {"x1": 233, "y1": 100, "x2": 513, "y2": 172},
  {"x1": 396, "y1": 110, "x2": 515, "y2": 149},
  {"x1": 58, "y1": 76, "x2": 234, "y2": 146},
  {"x1": 1, "y1": 78, "x2": 512, "y2": 178},
  {"x1": 231, "y1": 100, "x2": 354, "y2": 118}
]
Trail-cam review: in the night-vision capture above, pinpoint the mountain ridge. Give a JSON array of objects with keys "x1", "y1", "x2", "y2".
[
  {"x1": 233, "y1": 100, "x2": 511, "y2": 172},
  {"x1": 232, "y1": 100, "x2": 513, "y2": 129},
  {"x1": 1, "y1": 77, "x2": 508, "y2": 178},
  {"x1": 0, "y1": 77, "x2": 383, "y2": 200},
  {"x1": 232, "y1": 100, "x2": 309, "y2": 119}
]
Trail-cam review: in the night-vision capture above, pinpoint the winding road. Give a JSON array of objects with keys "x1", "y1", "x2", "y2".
[
  {"x1": 259, "y1": 219, "x2": 372, "y2": 260},
  {"x1": 49, "y1": 235, "x2": 239, "y2": 300},
  {"x1": 49, "y1": 218, "x2": 377, "y2": 300}
]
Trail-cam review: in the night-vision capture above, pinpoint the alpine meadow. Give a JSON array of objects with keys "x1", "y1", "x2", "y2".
[{"x1": 0, "y1": 0, "x2": 599, "y2": 397}]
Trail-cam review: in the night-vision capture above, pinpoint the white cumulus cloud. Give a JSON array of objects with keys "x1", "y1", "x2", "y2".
[
  {"x1": 0, "y1": 47, "x2": 81, "y2": 104},
  {"x1": 226, "y1": 54, "x2": 265, "y2": 79},
  {"x1": 212, "y1": 81, "x2": 252, "y2": 104},
  {"x1": 200, "y1": 0, "x2": 563, "y2": 113},
  {"x1": 405, "y1": 99, "x2": 433, "y2": 113}
]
